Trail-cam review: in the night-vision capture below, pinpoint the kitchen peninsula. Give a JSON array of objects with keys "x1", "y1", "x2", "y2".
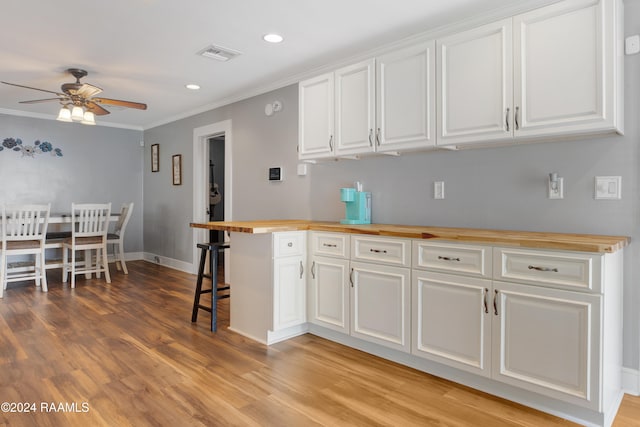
[{"x1": 190, "y1": 220, "x2": 629, "y2": 427}]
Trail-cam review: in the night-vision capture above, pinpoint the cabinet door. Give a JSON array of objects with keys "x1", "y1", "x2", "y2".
[
  {"x1": 437, "y1": 19, "x2": 513, "y2": 146},
  {"x1": 350, "y1": 261, "x2": 411, "y2": 352},
  {"x1": 376, "y1": 41, "x2": 436, "y2": 152},
  {"x1": 298, "y1": 73, "x2": 335, "y2": 160},
  {"x1": 273, "y1": 256, "x2": 306, "y2": 331},
  {"x1": 412, "y1": 271, "x2": 492, "y2": 377},
  {"x1": 492, "y1": 281, "x2": 601, "y2": 410},
  {"x1": 335, "y1": 59, "x2": 376, "y2": 156},
  {"x1": 513, "y1": 0, "x2": 620, "y2": 138},
  {"x1": 308, "y1": 256, "x2": 350, "y2": 333}
]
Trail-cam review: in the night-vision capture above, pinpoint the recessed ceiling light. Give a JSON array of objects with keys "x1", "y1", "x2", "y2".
[
  {"x1": 185, "y1": 84, "x2": 201, "y2": 90},
  {"x1": 263, "y1": 33, "x2": 284, "y2": 43}
]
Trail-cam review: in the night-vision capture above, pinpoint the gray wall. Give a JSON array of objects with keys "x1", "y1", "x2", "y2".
[
  {"x1": 143, "y1": 1, "x2": 639, "y2": 371},
  {"x1": 143, "y1": 84, "x2": 308, "y2": 263},
  {"x1": 0, "y1": 113, "x2": 144, "y2": 253}
]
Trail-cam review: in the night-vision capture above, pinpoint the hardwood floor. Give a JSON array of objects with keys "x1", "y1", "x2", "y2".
[{"x1": 0, "y1": 261, "x2": 638, "y2": 426}]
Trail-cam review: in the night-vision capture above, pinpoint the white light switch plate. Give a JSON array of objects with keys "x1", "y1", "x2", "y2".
[
  {"x1": 595, "y1": 176, "x2": 621, "y2": 200},
  {"x1": 434, "y1": 181, "x2": 445, "y2": 199}
]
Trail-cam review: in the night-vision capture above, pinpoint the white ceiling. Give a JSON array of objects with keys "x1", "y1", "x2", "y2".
[{"x1": 1, "y1": 0, "x2": 536, "y2": 130}]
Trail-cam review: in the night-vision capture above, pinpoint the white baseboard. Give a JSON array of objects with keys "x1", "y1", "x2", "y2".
[
  {"x1": 142, "y1": 252, "x2": 194, "y2": 274},
  {"x1": 622, "y1": 367, "x2": 640, "y2": 396}
]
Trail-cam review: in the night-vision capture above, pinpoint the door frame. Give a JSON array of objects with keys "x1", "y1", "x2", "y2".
[{"x1": 192, "y1": 120, "x2": 232, "y2": 274}]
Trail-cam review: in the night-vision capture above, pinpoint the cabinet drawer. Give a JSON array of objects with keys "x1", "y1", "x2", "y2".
[
  {"x1": 310, "y1": 232, "x2": 349, "y2": 258},
  {"x1": 351, "y1": 235, "x2": 410, "y2": 267},
  {"x1": 493, "y1": 247, "x2": 602, "y2": 292},
  {"x1": 413, "y1": 241, "x2": 492, "y2": 278},
  {"x1": 273, "y1": 232, "x2": 306, "y2": 258}
]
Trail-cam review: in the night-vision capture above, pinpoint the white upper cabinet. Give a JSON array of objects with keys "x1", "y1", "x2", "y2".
[
  {"x1": 437, "y1": 19, "x2": 513, "y2": 146},
  {"x1": 376, "y1": 41, "x2": 436, "y2": 152},
  {"x1": 513, "y1": 0, "x2": 622, "y2": 138},
  {"x1": 299, "y1": 41, "x2": 436, "y2": 160},
  {"x1": 298, "y1": 73, "x2": 335, "y2": 160},
  {"x1": 335, "y1": 59, "x2": 376, "y2": 156},
  {"x1": 437, "y1": 0, "x2": 622, "y2": 147}
]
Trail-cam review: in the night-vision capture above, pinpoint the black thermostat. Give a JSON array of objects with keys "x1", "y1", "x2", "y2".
[{"x1": 269, "y1": 167, "x2": 283, "y2": 181}]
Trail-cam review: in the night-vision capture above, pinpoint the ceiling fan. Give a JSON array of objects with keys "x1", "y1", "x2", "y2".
[{"x1": 1, "y1": 68, "x2": 147, "y2": 120}]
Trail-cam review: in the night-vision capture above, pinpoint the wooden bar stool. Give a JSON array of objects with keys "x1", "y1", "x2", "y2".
[{"x1": 191, "y1": 242, "x2": 230, "y2": 331}]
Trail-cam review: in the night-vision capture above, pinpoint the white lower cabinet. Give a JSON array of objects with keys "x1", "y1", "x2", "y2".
[
  {"x1": 272, "y1": 232, "x2": 307, "y2": 332},
  {"x1": 412, "y1": 271, "x2": 492, "y2": 376},
  {"x1": 308, "y1": 255, "x2": 350, "y2": 333},
  {"x1": 273, "y1": 255, "x2": 306, "y2": 331},
  {"x1": 411, "y1": 241, "x2": 621, "y2": 419},
  {"x1": 351, "y1": 261, "x2": 411, "y2": 352},
  {"x1": 492, "y1": 280, "x2": 601, "y2": 409},
  {"x1": 308, "y1": 233, "x2": 411, "y2": 352},
  {"x1": 413, "y1": 270, "x2": 602, "y2": 410}
]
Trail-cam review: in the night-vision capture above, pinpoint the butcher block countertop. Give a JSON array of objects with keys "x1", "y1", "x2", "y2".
[{"x1": 190, "y1": 220, "x2": 629, "y2": 253}]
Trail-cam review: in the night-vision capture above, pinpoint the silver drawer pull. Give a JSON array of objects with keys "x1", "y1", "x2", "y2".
[
  {"x1": 322, "y1": 243, "x2": 337, "y2": 248},
  {"x1": 528, "y1": 265, "x2": 559, "y2": 273},
  {"x1": 438, "y1": 256, "x2": 461, "y2": 262},
  {"x1": 370, "y1": 248, "x2": 387, "y2": 254},
  {"x1": 287, "y1": 242, "x2": 293, "y2": 247}
]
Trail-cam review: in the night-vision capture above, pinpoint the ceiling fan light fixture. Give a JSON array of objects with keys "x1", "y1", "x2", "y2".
[
  {"x1": 81, "y1": 110, "x2": 96, "y2": 125},
  {"x1": 71, "y1": 105, "x2": 84, "y2": 121},
  {"x1": 56, "y1": 106, "x2": 72, "y2": 122}
]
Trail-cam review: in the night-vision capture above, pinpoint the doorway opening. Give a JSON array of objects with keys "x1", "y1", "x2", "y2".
[
  {"x1": 208, "y1": 135, "x2": 225, "y2": 271},
  {"x1": 192, "y1": 120, "x2": 232, "y2": 280}
]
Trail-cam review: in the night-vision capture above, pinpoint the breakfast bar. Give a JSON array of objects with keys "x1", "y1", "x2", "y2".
[{"x1": 190, "y1": 219, "x2": 628, "y2": 427}]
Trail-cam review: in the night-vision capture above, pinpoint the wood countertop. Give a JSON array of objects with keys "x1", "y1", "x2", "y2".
[{"x1": 190, "y1": 220, "x2": 629, "y2": 253}]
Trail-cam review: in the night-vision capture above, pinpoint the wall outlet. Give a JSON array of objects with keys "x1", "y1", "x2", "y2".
[{"x1": 434, "y1": 181, "x2": 445, "y2": 199}]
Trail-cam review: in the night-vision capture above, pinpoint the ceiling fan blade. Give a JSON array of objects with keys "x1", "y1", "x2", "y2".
[
  {"x1": 85, "y1": 101, "x2": 110, "y2": 116},
  {"x1": 93, "y1": 97, "x2": 147, "y2": 110},
  {"x1": 19, "y1": 97, "x2": 64, "y2": 104},
  {"x1": 1, "y1": 81, "x2": 64, "y2": 96}
]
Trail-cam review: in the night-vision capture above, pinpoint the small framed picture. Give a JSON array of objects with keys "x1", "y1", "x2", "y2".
[
  {"x1": 172, "y1": 154, "x2": 182, "y2": 185},
  {"x1": 151, "y1": 144, "x2": 159, "y2": 172}
]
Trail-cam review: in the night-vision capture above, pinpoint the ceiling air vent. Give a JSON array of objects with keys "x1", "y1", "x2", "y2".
[{"x1": 197, "y1": 44, "x2": 242, "y2": 62}]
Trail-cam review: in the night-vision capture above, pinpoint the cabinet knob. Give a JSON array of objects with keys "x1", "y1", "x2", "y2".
[{"x1": 287, "y1": 242, "x2": 293, "y2": 247}]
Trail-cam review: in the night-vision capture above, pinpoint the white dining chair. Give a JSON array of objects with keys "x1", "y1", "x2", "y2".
[
  {"x1": 62, "y1": 203, "x2": 111, "y2": 288},
  {"x1": 106, "y1": 202, "x2": 134, "y2": 274},
  {"x1": 1, "y1": 204, "x2": 51, "y2": 298}
]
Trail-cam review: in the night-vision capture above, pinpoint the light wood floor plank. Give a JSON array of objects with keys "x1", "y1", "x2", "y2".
[{"x1": 0, "y1": 261, "x2": 637, "y2": 426}]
